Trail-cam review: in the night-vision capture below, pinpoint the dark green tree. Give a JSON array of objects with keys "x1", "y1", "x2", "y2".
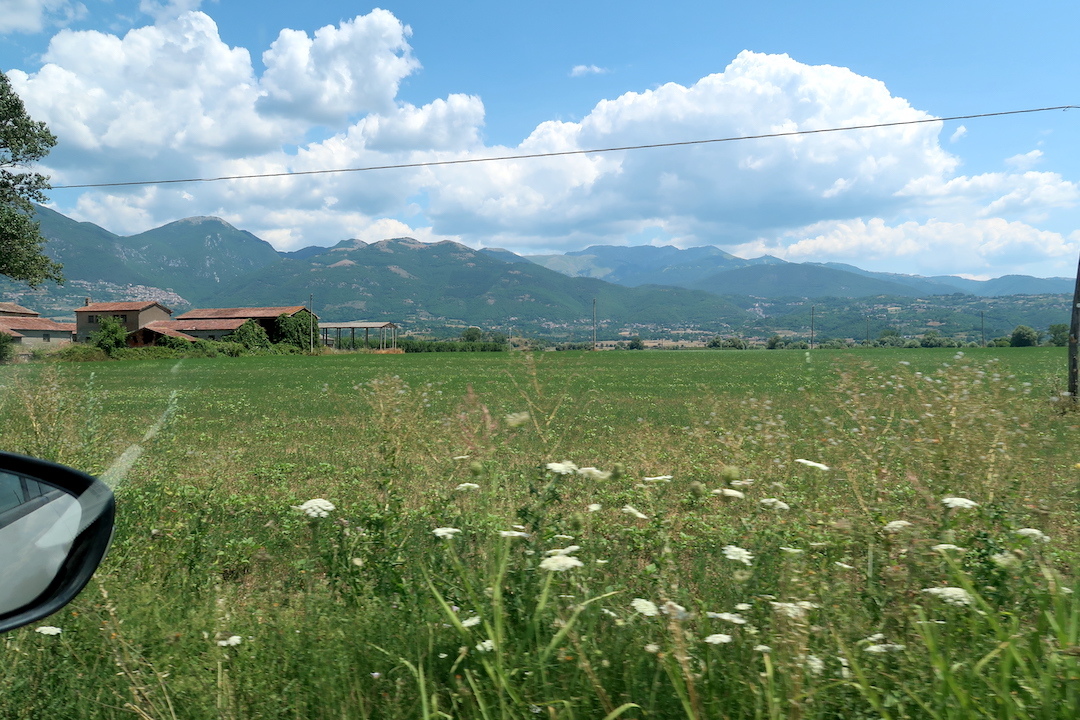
[
  {"x1": 627, "y1": 336, "x2": 645, "y2": 350},
  {"x1": 90, "y1": 316, "x2": 128, "y2": 356},
  {"x1": 227, "y1": 319, "x2": 273, "y2": 350},
  {"x1": 0, "y1": 331, "x2": 14, "y2": 362},
  {"x1": 1048, "y1": 323, "x2": 1069, "y2": 347},
  {"x1": 1009, "y1": 325, "x2": 1041, "y2": 347},
  {"x1": 0, "y1": 71, "x2": 62, "y2": 287},
  {"x1": 272, "y1": 311, "x2": 317, "y2": 350},
  {"x1": 460, "y1": 326, "x2": 483, "y2": 343}
]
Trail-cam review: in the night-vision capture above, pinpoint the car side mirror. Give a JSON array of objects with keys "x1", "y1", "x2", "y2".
[{"x1": 0, "y1": 452, "x2": 115, "y2": 633}]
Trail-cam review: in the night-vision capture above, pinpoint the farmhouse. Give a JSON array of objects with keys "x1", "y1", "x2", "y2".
[
  {"x1": 75, "y1": 301, "x2": 173, "y2": 342},
  {"x1": 130, "y1": 318, "x2": 248, "y2": 345},
  {"x1": 0, "y1": 303, "x2": 76, "y2": 356},
  {"x1": 175, "y1": 306, "x2": 316, "y2": 336}
]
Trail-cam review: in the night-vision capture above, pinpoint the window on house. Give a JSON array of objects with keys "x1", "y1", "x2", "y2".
[
  {"x1": 119, "y1": 315, "x2": 127, "y2": 322},
  {"x1": 42, "y1": 334, "x2": 50, "y2": 342},
  {"x1": 87, "y1": 315, "x2": 98, "y2": 323}
]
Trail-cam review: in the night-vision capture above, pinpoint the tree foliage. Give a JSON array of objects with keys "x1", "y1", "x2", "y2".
[
  {"x1": 272, "y1": 311, "x2": 316, "y2": 350},
  {"x1": 89, "y1": 316, "x2": 128, "y2": 356},
  {"x1": 1048, "y1": 323, "x2": 1069, "y2": 347},
  {"x1": 0, "y1": 71, "x2": 62, "y2": 287},
  {"x1": 1009, "y1": 325, "x2": 1041, "y2": 347},
  {"x1": 0, "y1": 331, "x2": 14, "y2": 363},
  {"x1": 227, "y1": 319, "x2": 273, "y2": 350}
]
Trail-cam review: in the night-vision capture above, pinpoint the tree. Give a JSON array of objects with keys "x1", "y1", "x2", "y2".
[
  {"x1": 90, "y1": 316, "x2": 128, "y2": 356},
  {"x1": 1009, "y1": 325, "x2": 1041, "y2": 348},
  {"x1": 0, "y1": 71, "x2": 62, "y2": 287},
  {"x1": 460, "y1": 327, "x2": 483, "y2": 343},
  {"x1": 627, "y1": 336, "x2": 645, "y2": 350},
  {"x1": 227, "y1": 319, "x2": 273, "y2": 350},
  {"x1": 1048, "y1": 323, "x2": 1069, "y2": 347},
  {"x1": 0, "y1": 331, "x2": 14, "y2": 363}
]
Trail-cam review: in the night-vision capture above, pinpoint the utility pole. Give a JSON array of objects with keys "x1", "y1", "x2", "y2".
[
  {"x1": 592, "y1": 298, "x2": 597, "y2": 350},
  {"x1": 810, "y1": 305, "x2": 815, "y2": 349},
  {"x1": 309, "y1": 293, "x2": 314, "y2": 353},
  {"x1": 1069, "y1": 252, "x2": 1080, "y2": 399},
  {"x1": 865, "y1": 316, "x2": 870, "y2": 347},
  {"x1": 981, "y1": 310, "x2": 985, "y2": 348}
]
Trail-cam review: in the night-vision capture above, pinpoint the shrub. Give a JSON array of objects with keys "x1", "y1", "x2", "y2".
[
  {"x1": 52, "y1": 343, "x2": 109, "y2": 362},
  {"x1": 272, "y1": 311, "x2": 317, "y2": 350},
  {"x1": 111, "y1": 346, "x2": 181, "y2": 360},
  {"x1": 1010, "y1": 325, "x2": 1041, "y2": 347},
  {"x1": 227, "y1": 319, "x2": 273, "y2": 350},
  {"x1": 0, "y1": 332, "x2": 13, "y2": 363},
  {"x1": 89, "y1": 315, "x2": 128, "y2": 356}
]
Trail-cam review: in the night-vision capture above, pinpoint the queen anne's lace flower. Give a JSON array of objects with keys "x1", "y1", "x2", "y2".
[
  {"x1": 475, "y1": 639, "x2": 495, "y2": 652},
  {"x1": 643, "y1": 475, "x2": 673, "y2": 482},
  {"x1": 217, "y1": 635, "x2": 242, "y2": 647},
  {"x1": 539, "y1": 555, "x2": 583, "y2": 572},
  {"x1": 622, "y1": 505, "x2": 648, "y2": 519},
  {"x1": 883, "y1": 520, "x2": 913, "y2": 532},
  {"x1": 759, "y1": 498, "x2": 790, "y2": 510},
  {"x1": 500, "y1": 530, "x2": 530, "y2": 538},
  {"x1": 1015, "y1": 528, "x2": 1050, "y2": 542},
  {"x1": 795, "y1": 459, "x2": 830, "y2": 471},
  {"x1": 433, "y1": 527, "x2": 461, "y2": 539},
  {"x1": 504, "y1": 411, "x2": 530, "y2": 428},
  {"x1": 461, "y1": 616, "x2": 481, "y2": 628},
  {"x1": 35, "y1": 626, "x2": 62, "y2": 635},
  {"x1": 714, "y1": 488, "x2": 744, "y2": 498},
  {"x1": 942, "y1": 497, "x2": 978, "y2": 509},
  {"x1": 704, "y1": 633, "x2": 732, "y2": 644},
  {"x1": 546, "y1": 461, "x2": 578, "y2": 475},
  {"x1": 708, "y1": 612, "x2": 746, "y2": 624},
  {"x1": 723, "y1": 545, "x2": 754, "y2": 566},
  {"x1": 780, "y1": 547, "x2": 804, "y2": 554},
  {"x1": 455, "y1": 482, "x2": 480, "y2": 491},
  {"x1": 631, "y1": 598, "x2": 659, "y2": 616},
  {"x1": 578, "y1": 467, "x2": 612, "y2": 480},
  {"x1": 771, "y1": 601, "x2": 818, "y2": 619},
  {"x1": 932, "y1": 544, "x2": 966, "y2": 552},
  {"x1": 587, "y1": 503, "x2": 602, "y2": 512},
  {"x1": 922, "y1": 587, "x2": 974, "y2": 606},
  {"x1": 864, "y1": 644, "x2": 905, "y2": 653},
  {"x1": 292, "y1": 498, "x2": 335, "y2": 518},
  {"x1": 545, "y1": 545, "x2": 581, "y2": 556}
]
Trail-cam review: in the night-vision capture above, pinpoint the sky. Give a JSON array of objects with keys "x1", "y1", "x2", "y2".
[{"x1": 2, "y1": 0, "x2": 1079, "y2": 280}]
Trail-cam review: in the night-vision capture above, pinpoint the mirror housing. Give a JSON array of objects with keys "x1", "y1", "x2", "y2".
[{"x1": 0, "y1": 452, "x2": 115, "y2": 633}]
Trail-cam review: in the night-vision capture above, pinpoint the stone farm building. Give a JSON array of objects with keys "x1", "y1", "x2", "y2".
[
  {"x1": 123, "y1": 306, "x2": 317, "y2": 345},
  {"x1": 74, "y1": 301, "x2": 172, "y2": 343},
  {"x1": 0, "y1": 302, "x2": 75, "y2": 356}
]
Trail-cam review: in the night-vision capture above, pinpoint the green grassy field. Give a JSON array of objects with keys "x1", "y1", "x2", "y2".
[{"x1": 2, "y1": 348, "x2": 1078, "y2": 719}]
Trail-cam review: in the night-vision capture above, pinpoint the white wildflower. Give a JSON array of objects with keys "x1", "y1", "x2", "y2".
[
  {"x1": 587, "y1": 503, "x2": 602, "y2": 512},
  {"x1": 644, "y1": 643, "x2": 660, "y2": 653},
  {"x1": 730, "y1": 479, "x2": 755, "y2": 487},
  {"x1": 835, "y1": 562, "x2": 855, "y2": 570},
  {"x1": 754, "y1": 644, "x2": 772, "y2": 653},
  {"x1": 631, "y1": 598, "x2": 659, "y2": 617},
  {"x1": 795, "y1": 459, "x2": 830, "y2": 471},
  {"x1": 475, "y1": 639, "x2": 495, "y2": 653},
  {"x1": 1015, "y1": 528, "x2": 1050, "y2": 543},
  {"x1": 643, "y1": 475, "x2": 673, "y2": 482},
  {"x1": 805, "y1": 655, "x2": 825, "y2": 675},
  {"x1": 864, "y1": 644, "x2": 905, "y2": 653},
  {"x1": 622, "y1": 505, "x2": 648, "y2": 519},
  {"x1": 922, "y1": 587, "x2": 974, "y2": 606},
  {"x1": 217, "y1": 635, "x2": 243, "y2": 647},
  {"x1": 539, "y1": 555, "x2": 583, "y2": 572},
  {"x1": 553, "y1": 534, "x2": 574, "y2": 540},
  {"x1": 546, "y1": 461, "x2": 578, "y2": 475},
  {"x1": 545, "y1": 545, "x2": 581, "y2": 556},
  {"x1": 942, "y1": 497, "x2": 978, "y2": 510},
  {"x1": 504, "y1": 411, "x2": 530, "y2": 428},
  {"x1": 723, "y1": 545, "x2": 754, "y2": 566},
  {"x1": 661, "y1": 601, "x2": 690, "y2": 619},
  {"x1": 932, "y1": 544, "x2": 966, "y2": 552},
  {"x1": 433, "y1": 527, "x2": 461, "y2": 539},
  {"x1": 704, "y1": 633, "x2": 733, "y2": 644},
  {"x1": 461, "y1": 616, "x2": 482, "y2": 628},
  {"x1": 578, "y1": 467, "x2": 612, "y2": 480},
  {"x1": 714, "y1": 488, "x2": 744, "y2": 498},
  {"x1": 759, "y1": 498, "x2": 790, "y2": 510},
  {"x1": 292, "y1": 498, "x2": 335, "y2": 518},
  {"x1": 780, "y1": 547, "x2": 804, "y2": 555},
  {"x1": 35, "y1": 626, "x2": 62, "y2": 636},
  {"x1": 711, "y1": 612, "x2": 747, "y2": 624},
  {"x1": 455, "y1": 482, "x2": 480, "y2": 491},
  {"x1": 771, "y1": 601, "x2": 818, "y2": 619},
  {"x1": 883, "y1": 520, "x2": 913, "y2": 533},
  {"x1": 452, "y1": 455, "x2": 471, "y2": 460},
  {"x1": 990, "y1": 552, "x2": 1020, "y2": 569},
  {"x1": 735, "y1": 603, "x2": 752, "y2": 611},
  {"x1": 500, "y1": 530, "x2": 530, "y2": 538}
]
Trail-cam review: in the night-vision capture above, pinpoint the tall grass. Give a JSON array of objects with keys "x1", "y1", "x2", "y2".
[{"x1": 0, "y1": 349, "x2": 1077, "y2": 718}]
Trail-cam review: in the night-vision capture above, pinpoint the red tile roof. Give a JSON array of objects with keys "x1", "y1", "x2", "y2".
[
  {"x1": 176, "y1": 306, "x2": 310, "y2": 320},
  {"x1": 136, "y1": 323, "x2": 197, "y2": 341},
  {"x1": 76, "y1": 301, "x2": 172, "y2": 313},
  {"x1": 0, "y1": 302, "x2": 38, "y2": 316},
  {"x1": 145, "y1": 319, "x2": 247, "y2": 332},
  {"x1": 0, "y1": 318, "x2": 77, "y2": 333}
]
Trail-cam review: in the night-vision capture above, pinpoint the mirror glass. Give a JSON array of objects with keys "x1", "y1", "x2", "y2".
[{"x1": 0, "y1": 470, "x2": 83, "y2": 615}]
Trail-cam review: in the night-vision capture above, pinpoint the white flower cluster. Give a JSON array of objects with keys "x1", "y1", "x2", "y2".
[
  {"x1": 941, "y1": 497, "x2": 978, "y2": 510},
  {"x1": 1015, "y1": 528, "x2": 1050, "y2": 543},
  {"x1": 455, "y1": 482, "x2": 480, "y2": 491},
  {"x1": 217, "y1": 635, "x2": 242, "y2": 647},
  {"x1": 864, "y1": 643, "x2": 905, "y2": 654},
  {"x1": 794, "y1": 459, "x2": 830, "y2": 471},
  {"x1": 292, "y1": 498, "x2": 335, "y2": 518},
  {"x1": 539, "y1": 555, "x2": 584, "y2": 572},
  {"x1": 759, "y1": 498, "x2": 790, "y2": 510},
  {"x1": 35, "y1": 626, "x2": 62, "y2": 636},
  {"x1": 921, "y1": 587, "x2": 974, "y2": 606},
  {"x1": 622, "y1": 505, "x2": 648, "y2": 519},
  {"x1": 770, "y1": 601, "x2": 818, "y2": 620},
  {"x1": 631, "y1": 598, "x2": 659, "y2": 617},
  {"x1": 433, "y1": 527, "x2": 461, "y2": 539},
  {"x1": 704, "y1": 633, "x2": 732, "y2": 644},
  {"x1": 883, "y1": 520, "x2": 913, "y2": 533},
  {"x1": 713, "y1": 488, "x2": 744, "y2": 498},
  {"x1": 504, "y1": 411, "x2": 530, "y2": 428},
  {"x1": 722, "y1": 545, "x2": 754, "y2": 566},
  {"x1": 546, "y1": 461, "x2": 578, "y2": 475},
  {"x1": 706, "y1": 612, "x2": 746, "y2": 624}
]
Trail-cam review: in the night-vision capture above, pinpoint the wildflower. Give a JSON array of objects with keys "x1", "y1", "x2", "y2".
[
  {"x1": 554, "y1": 534, "x2": 574, "y2": 540},
  {"x1": 217, "y1": 635, "x2": 243, "y2": 647},
  {"x1": 661, "y1": 601, "x2": 691, "y2": 619},
  {"x1": 578, "y1": 467, "x2": 612, "y2": 480},
  {"x1": 704, "y1": 633, "x2": 732, "y2": 644},
  {"x1": 835, "y1": 562, "x2": 855, "y2": 570},
  {"x1": 539, "y1": 555, "x2": 584, "y2": 572},
  {"x1": 780, "y1": 547, "x2": 804, "y2": 554},
  {"x1": 35, "y1": 626, "x2": 62, "y2": 636},
  {"x1": 475, "y1": 639, "x2": 495, "y2": 653},
  {"x1": 795, "y1": 459, "x2": 830, "y2": 471},
  {"x1": 505, "y1": 411, "x2": 530, "y2": 428},
  {"x1": 370, "y1": 672, "x2": 381, "y2": 679},
  {"x1": 714, "y1": 488, "x2": 745, "y2": 498},
  {"x1": 292, "y1": 498, "x2": 335, "y2": 518},
  {"x1": 452, "y1": 455, "x2": 471, "y2": 460},
  {"x1": 754, "y1": 644, "x2": 772, "y2": 653},
  {"x1": 805, "y1": 655, "x2": 825, "y2": 675},
  {"x1": 771, "y1": 601, "x2": 818, "y2": 619},
  {"x1": 922, "y1": 587, "x2": 974, "y2": 606},
  {"x1": 545, "y1": 545, "x2": 581, "y2": 556},
  {"x1": 931, "y1": 544, "x2": 966, "y2": 552},
  {"x1": 461, "y1": 616, "x2": 482, "y2": 628},
  {"x1": 546, "y1": 461, "x2": 578, "y2": 475},
  {"x1": 884, "y1": 520, "x2": 913, "y2": 533},
  {"x1": 631, "y1": 598, "x2": 659, "y2": 617},
  {"x1": 735, "y1": 603, "x2": 752, "y2": 611},
  {"x1": 723, "y1": 545, "x2": 754, "y2": 566},
  {"x1": 622, "y1": 505, "x2": 648, "y2": 519},
  {"x1": 759, "y1": 498, "x2": 790, "y2": 510},
  {"x1": 433, "y1": 527, "x2": 461, "y2": 539},
  {"x1": 942, "y1": 497, "x2": 978, "y2": 510},
  {"x1": 1015, "y1": 528, "x2": 1050, "y2": 543},
  {"x1": 587, "y1": 503, "x2": 602, "y2": 512},
  {"x1": 500, "y1": 530, "x2": 530, "y2": 538},
  {"x1": 455, "y1": 482, "x2": 480, "y2": 491},
  {"x1": 643, "y1": 474, "x2": 673, "y2": 482},
  {"x1": 730, "y1": 479, "x2": 756, "y2": 487},
  {"x1": 709, "y1": 612, "x2": 747, "y2": 624},
  {"x1": 644, "y1": 643, "x2": 660, "y2": 653},
  {"x1": 990, "y1": 552, "x2": 1020, "y2": 569},
  {"x1": 864, "y1": 644, "x2": 905, "y2": 653}
]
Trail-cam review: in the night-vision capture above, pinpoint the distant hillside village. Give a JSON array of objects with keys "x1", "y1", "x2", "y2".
[{"x1": 0, "y1": 300, "x2": 400, "y2": 359}]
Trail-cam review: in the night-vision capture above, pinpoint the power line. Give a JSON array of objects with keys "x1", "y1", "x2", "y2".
[{"x1": 51, "y1": 105, "x2": 1077, "y2": 190}]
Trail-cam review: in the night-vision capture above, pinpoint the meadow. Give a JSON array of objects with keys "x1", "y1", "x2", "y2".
[{"x1": 1, "y1": 347, "x2": 1078, "y2": 719}]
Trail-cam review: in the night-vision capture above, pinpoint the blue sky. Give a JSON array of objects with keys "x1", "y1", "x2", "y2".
[{"x1": 2, "y1": 0, "x2": 1078, "y2": 279}]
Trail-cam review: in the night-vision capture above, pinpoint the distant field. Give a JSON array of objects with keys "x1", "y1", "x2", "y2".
[{"x1": 2, "y1": 347, "x2": 1078, "y2": 719}]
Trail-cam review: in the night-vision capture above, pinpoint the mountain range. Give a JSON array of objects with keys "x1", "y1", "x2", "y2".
[{"x1": 0, "y1": 205, "x2": 1071, "y2": 341}]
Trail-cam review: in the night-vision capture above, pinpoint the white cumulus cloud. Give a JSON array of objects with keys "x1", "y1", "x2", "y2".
[
  {"x1": 571, "y1": 64, "x2": 608, "y2": 77},
  {"x1": 0, "y1": 0, "x2": 84, "y2": 34}
]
